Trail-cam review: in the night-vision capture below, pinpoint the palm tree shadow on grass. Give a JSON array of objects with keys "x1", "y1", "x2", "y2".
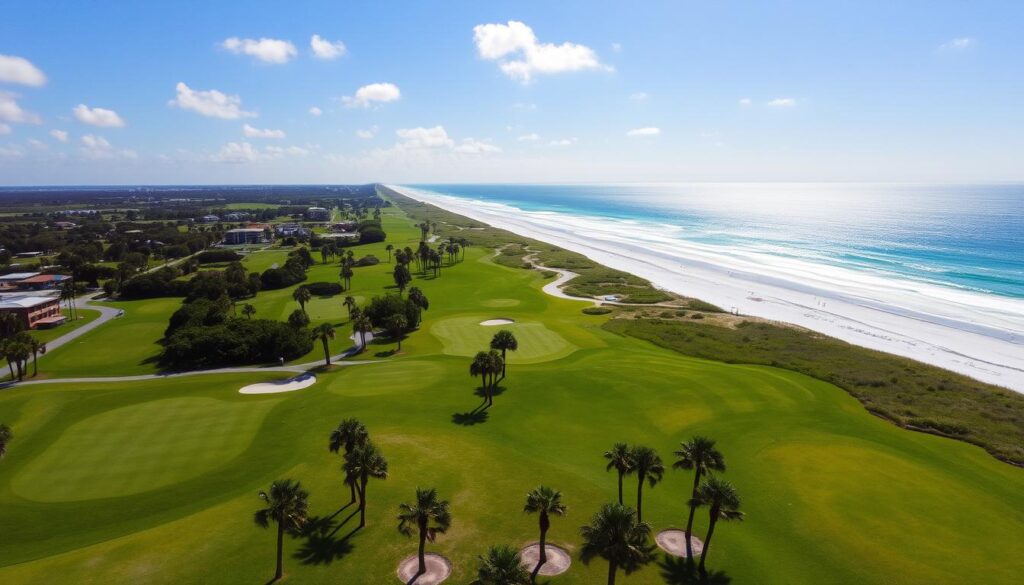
[
  {"x1": 658, "y1": 555, "x2": 731, "y2": 585},
  {"x1": 451, "y1": 408, "x2": 489, "y2": 425},
  {"x1": 293, "y1": 514, "x2": 359, "y2": 566}
]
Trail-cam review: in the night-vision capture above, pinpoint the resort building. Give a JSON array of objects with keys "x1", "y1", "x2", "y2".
[
  {"x1": 223, "y1": 228, "x2": 264, "y2": 245},
  {"x1": 16, "y1": 274, "x2": 72, "y2": 290},
  {"x1": 0, "y1": 272, "x2": 41, "y2": 290},
  {"x1": 305, "y1": 207, "x2": 331, "y2": 221},
  {"x1": 0, "y1": 294, "x2": 64, "y2": 329},
  {"x1": 199, "y1": 214, "x2": 220, "y2": 223}
]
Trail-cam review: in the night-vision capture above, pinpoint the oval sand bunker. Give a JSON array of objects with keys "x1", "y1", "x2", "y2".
[
  {"x1": 480, "y1": 318, "x2": 515, "y2": 326},
  {"x1": 396, "y1": 553, "x2": 451, "y2": 584},
  {"x1": 239, "y1": 373, "x2": 316, "y2": 395},
  {"x1": 656, "y1": 529, "x2": 704, "y2": 558}
]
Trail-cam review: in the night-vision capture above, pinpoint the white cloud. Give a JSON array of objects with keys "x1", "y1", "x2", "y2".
[
  {"x1": 73, "y1": 104, "x2": 126, "y2": 128},
  {"x1": 611, "y1": 42, "x2": 622, "y2": 53},
  {"x1": 0, "y1": 144, "x2": 23, "y2": 158},
  {"x1": 49, "y1": 129, "x2": 68, "y2": 142},
  {"x1": 310, "y1": 35, "x2": 347, "y2": 59},
  {"x1": 309, "y1": 106, "x2": 323, "y2": 116},
  {"x1": 266, "y1": 145, "x2": 310, "y2": 157},
  {"x1": 473, "y1": 20, "x2": 611, "y2": 83},
  {"x1": 396, "y1": 126, "x2": 453, "y2": 149},
  {"x1": 630, "y1": 92, "x2": 649, "y2": 101},
  {"x1": 549, "y1": 137, "x2": 577, "y2": 146},
  {"x1": 80, "y1": 134, "x2": 136, "y2": 159},
  {"x1": 738, "y1": 98, "x2": 753, "y2": 107},
  {"x1": 939, "y1": 37, "x2": 974, "y2": 51},
  {"x1": 355, "y1": 125, "x2": 378, "y2": 139},
  {"x1": 243, "y1": 123, "x2": 285, "y2": 139},
  {"x1": 28, "y1": 138, "x2": 47, "y2": 150},
  {"x1": 0, "y1": 123, "x2": 9, "y2": 135},
  {"x1": 212, "y1": 141, "x2": 262, "y2": 163},
  {"x1": 518, "y1": 133, "x2": 540, "y2": 142},
  {"x1": 221, "y1": 37, "x2": 297, "y2": 64},
  {"x1": 627, "y1": 127, "x2": 661, "y2": 137},
  {"x1": 0, "y1": 92, "x2": 41, "y2": 124},
  {"x1": 0, "y1": 55, "x2": 47, "y2": 86},
  {"x1": 453, "y1": 138, "x2": 502, "y2": 154},
  {"x1": 767, "y1": 98, "x2": 797, "y2": 107},
  {"x1": 342, "y1": 83, "x2": 401, "y2": 108},
  {"x1": 169, "y1": 82, "x2": 255, "y2": 119}
]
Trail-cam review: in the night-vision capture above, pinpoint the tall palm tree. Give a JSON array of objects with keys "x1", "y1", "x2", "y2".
[
  {"x1": 242, "y1": 303, "x2": 256, "y2": 319},
  {"x1": 343, "y1": 295, "x2": 357, "y2": 319},
  {"x1": 393, "y1": 264, "x2": 412, "y2": 293},
  {"x1": 604, "y1": 443, "x2": 634, "y2": 505},
  {"x1": 408, "y1": 287, "x2": 429, "y2": 310},
  {"x1": 691, "y1": 477, "x2": 744, "y2": 573},
  {"x1": 524, "y1": 485, "x2": 567, "y2": 567},
  {"x1": 470, "y1": 350, "x2": 504, "y2": 408},
  {"x1": 474, "y1": 544, "x2": 531, "y2": 585},
  {"x1": 353, "y1": 314, "x2": 372, "y2": 350},
  {"x1": 579, "y1": 503, "x2": 653, "y2": 585},
  {"x1": 629, "y1": 446, "x2": 664, "y2": 523},
  {"x1": 340, "y1": 265, "x2": 354, "y2": 290},
  {"x1": 292, "y1": 286, "x2": 311, "y2": 315},
  {"x1": 254, "y1": 479, "x2": 310, "y2": 582},
  {"x1": 28, "y1": 338, "x2": 45, "y2": 377},
  {"x1": 311, "y1": 322, "x2": 335, "y2": 366},
  {"x1": 489, "y1": 330, "x2": 518, "y2": 380},
  {"x1": 398, "y1": 487, "x2": 452, "y2": 577},
  {"x1": 0, "y1": 423, "x2": 11, "y2": 460},
  {"x1": 674, "y1": 436, "x2": 726, "y2": 559},
  {"x1": 329, "y1": 418, "x2": 368, "y2": 504},
  {"x1": 386, "y1": 313, "x2": 408, "y2": 350},
  {"x1": 344, "y1": 441, "x2": 388, "y2": 528},
  {"x1": 385, "y1": 244, "x2": 394, "y2": 263}
]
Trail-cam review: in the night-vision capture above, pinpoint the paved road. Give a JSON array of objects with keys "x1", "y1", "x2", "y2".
[{"x1": 40, "y1": 292, "x2": 122, "y2": 355}]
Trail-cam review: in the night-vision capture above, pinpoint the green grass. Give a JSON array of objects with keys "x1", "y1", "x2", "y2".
[
  {"x1": 0, "y1": 198, "x2": 1021, "y2": 584},
  {"x1": 430, "y1": 315, "x2": 577, "y2": 363}
]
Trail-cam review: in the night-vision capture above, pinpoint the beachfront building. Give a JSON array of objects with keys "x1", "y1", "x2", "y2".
[
  {"x1": 0, "y1": 272, "x2": 41, "y2": 291},
  {"x1": 0, "y1": 295, "x2": 64, "y2": 329},
  {"x1": 223, "y1": 228, "x2": 264, "y2": 245},
  {"x1": 198, "y1": 214, "x2": 220, "y2": 223},
  {"x1": 305, "y1": 207, "x2": 331, "y2": 221},
  {"x1": 275, "y1": 223, "x2": 309, "y2": 237},
  {"x1": 15, "y1": 274, "x2": 71, "y2": 290}
]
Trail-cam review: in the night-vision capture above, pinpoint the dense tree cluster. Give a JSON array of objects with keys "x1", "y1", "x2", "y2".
[
  {"x1": 304, "y1": 281, "x2": 342, "y2": 296},
  {"x1": 161, "y1": 318, "x2": 312, "y2": 369},
  {"x1": 363, "y1": 295, "x2": 422, "y2": 330},
  {"x1": 195, "y1": 249, "x2": 242, "y2": 263},
  {"x1": 260, "y1": 250, "x2": 313, "y2": 290}
]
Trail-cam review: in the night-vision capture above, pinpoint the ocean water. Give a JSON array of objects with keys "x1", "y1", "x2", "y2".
[{"x1": 408, "y1": 183, "x2": 1024, "y2": 301}]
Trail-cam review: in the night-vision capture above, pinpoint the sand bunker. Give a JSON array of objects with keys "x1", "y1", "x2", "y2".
[
  {"x1": 519, "y1": 543, "x2": 571, "y2": 576},
  {"x1": 480, "y1": 318, "x2": 515, "y2": 326},
  {"x1": 239, "y1": 373, "x2": 316, "y2": 395},
  {"x1": 656, "y1": 529, "x2": 704, "y2": 558},
  {"x1": 396, "y1": 553, "x2": 451, "y2": 584}
]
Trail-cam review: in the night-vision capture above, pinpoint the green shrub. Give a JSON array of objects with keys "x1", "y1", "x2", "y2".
[
  {"x1": 195, "y1": 249, "x2": 241, "y2": 263},
  {"x1": 582, "y1": 307, "x2": 613, "y2": 315},
  {"x1": 305, "y1": 281, "x2": 343, "y2": 296},
  {"x1": 161, "y1": 318, "x2": 312, "y2": 369},
  {"x1": 688, "y1": 299, "x2": 725, "y2": 313}
]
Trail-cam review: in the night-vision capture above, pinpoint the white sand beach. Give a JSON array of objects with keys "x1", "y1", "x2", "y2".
[{"x1": 392, "y1": 185, "x2": 1024, "y2": 393}]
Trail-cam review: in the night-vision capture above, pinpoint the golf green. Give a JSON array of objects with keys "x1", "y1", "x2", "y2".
[{"x1": 430, "y1": 315, "x2": 577, "y2": 363}]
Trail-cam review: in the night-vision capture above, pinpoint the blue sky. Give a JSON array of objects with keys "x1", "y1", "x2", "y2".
[{"x1": 1, "y1": 0, "x2": 1022, "y2": 184}]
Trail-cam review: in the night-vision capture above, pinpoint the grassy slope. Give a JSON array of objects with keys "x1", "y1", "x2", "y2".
[{"x1": 0, "y1": 201, "x2": 1021, "y2": 584}]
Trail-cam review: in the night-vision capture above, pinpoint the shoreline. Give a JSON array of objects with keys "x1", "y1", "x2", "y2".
[{"x1": 390, "y1": 184, "x2": 1024, "y2": 393}]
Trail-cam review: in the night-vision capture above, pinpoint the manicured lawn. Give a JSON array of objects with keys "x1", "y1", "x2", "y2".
[{"x1": 0, "y1": 202, "x2": 1021, "y2": 584}]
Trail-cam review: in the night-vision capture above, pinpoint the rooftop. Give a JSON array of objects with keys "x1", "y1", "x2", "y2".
[{"x1": 0, "y1": 295, "x2": 58, "y2": 309}]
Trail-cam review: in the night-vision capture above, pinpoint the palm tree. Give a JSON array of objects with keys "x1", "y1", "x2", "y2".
[
  {"x1": 311, "y1": 322, "x2": 335, "y2": 366},
  {"x1": 629, "y1": 446, "x2": 664, "y2": 523},
  {"x1": 691, "y1": 477, "x2": 744, "y2": 573},
  {"x1": 353, "y1": 314, "x2": 372, "y2": 351},
  {"x1": 386, "y1": 244, "x2": 394, "y2": 263},
  {"x1": 474, "y1": 544, "x2": 531, "y2": 585},
  {"x1": 28, "y1": 338, "x2": 45, "y2": 377},
  {"x1": 579, "y1": 503, "x2": 652, "y2": 585},
  {"x1": 292, "y1": 286, "x2": 311, "y2": 315},
  {"x1": 408, "y1": 287, "x2": 429, "y2": 310},
  {"x1": 674, "y1": 436, "x2": 726, "y2": 559},
  {"x1": 0, "y1": 423, "x2": 11, "y2": 460},
  {"x1": 524, "y1": 486, "x2": 567, "y2": 568},
  {"x1": 386, "y1": 313, "x2": 408, "y2": 351},
  {"x1": 489, "y1": 330, "x2": 518, "y2": 380},
  {"x1": 604, "y1": 443, "x2": 634, "y2": 505},
  {"x1": 242, "y1": 303, "x2": 256, "y2": 319},
  {"x1": 340, "y1": 265, "x2": 354, "y2": 290},
  {"x1": 470, "y1": 350, "x2": 504, "y2": 408},
  {"x1": 343, "y1": 295, "x2": 357, "y2": 319},
  {"x1": 398, "y1": 487, "x2": 452, "y2": 577},
  {"x1": 329, "y1": 418, "x2": 368, "y2": 504},
  {"x1": 254, "y1": 479, "x2": 310, "y2": 582},
  {"x1": 344, "y1": 441, "x2": 388, "y2": 528},
  {"x1": 393, "y1": 264, "x2": 412, "y2": 293}
]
